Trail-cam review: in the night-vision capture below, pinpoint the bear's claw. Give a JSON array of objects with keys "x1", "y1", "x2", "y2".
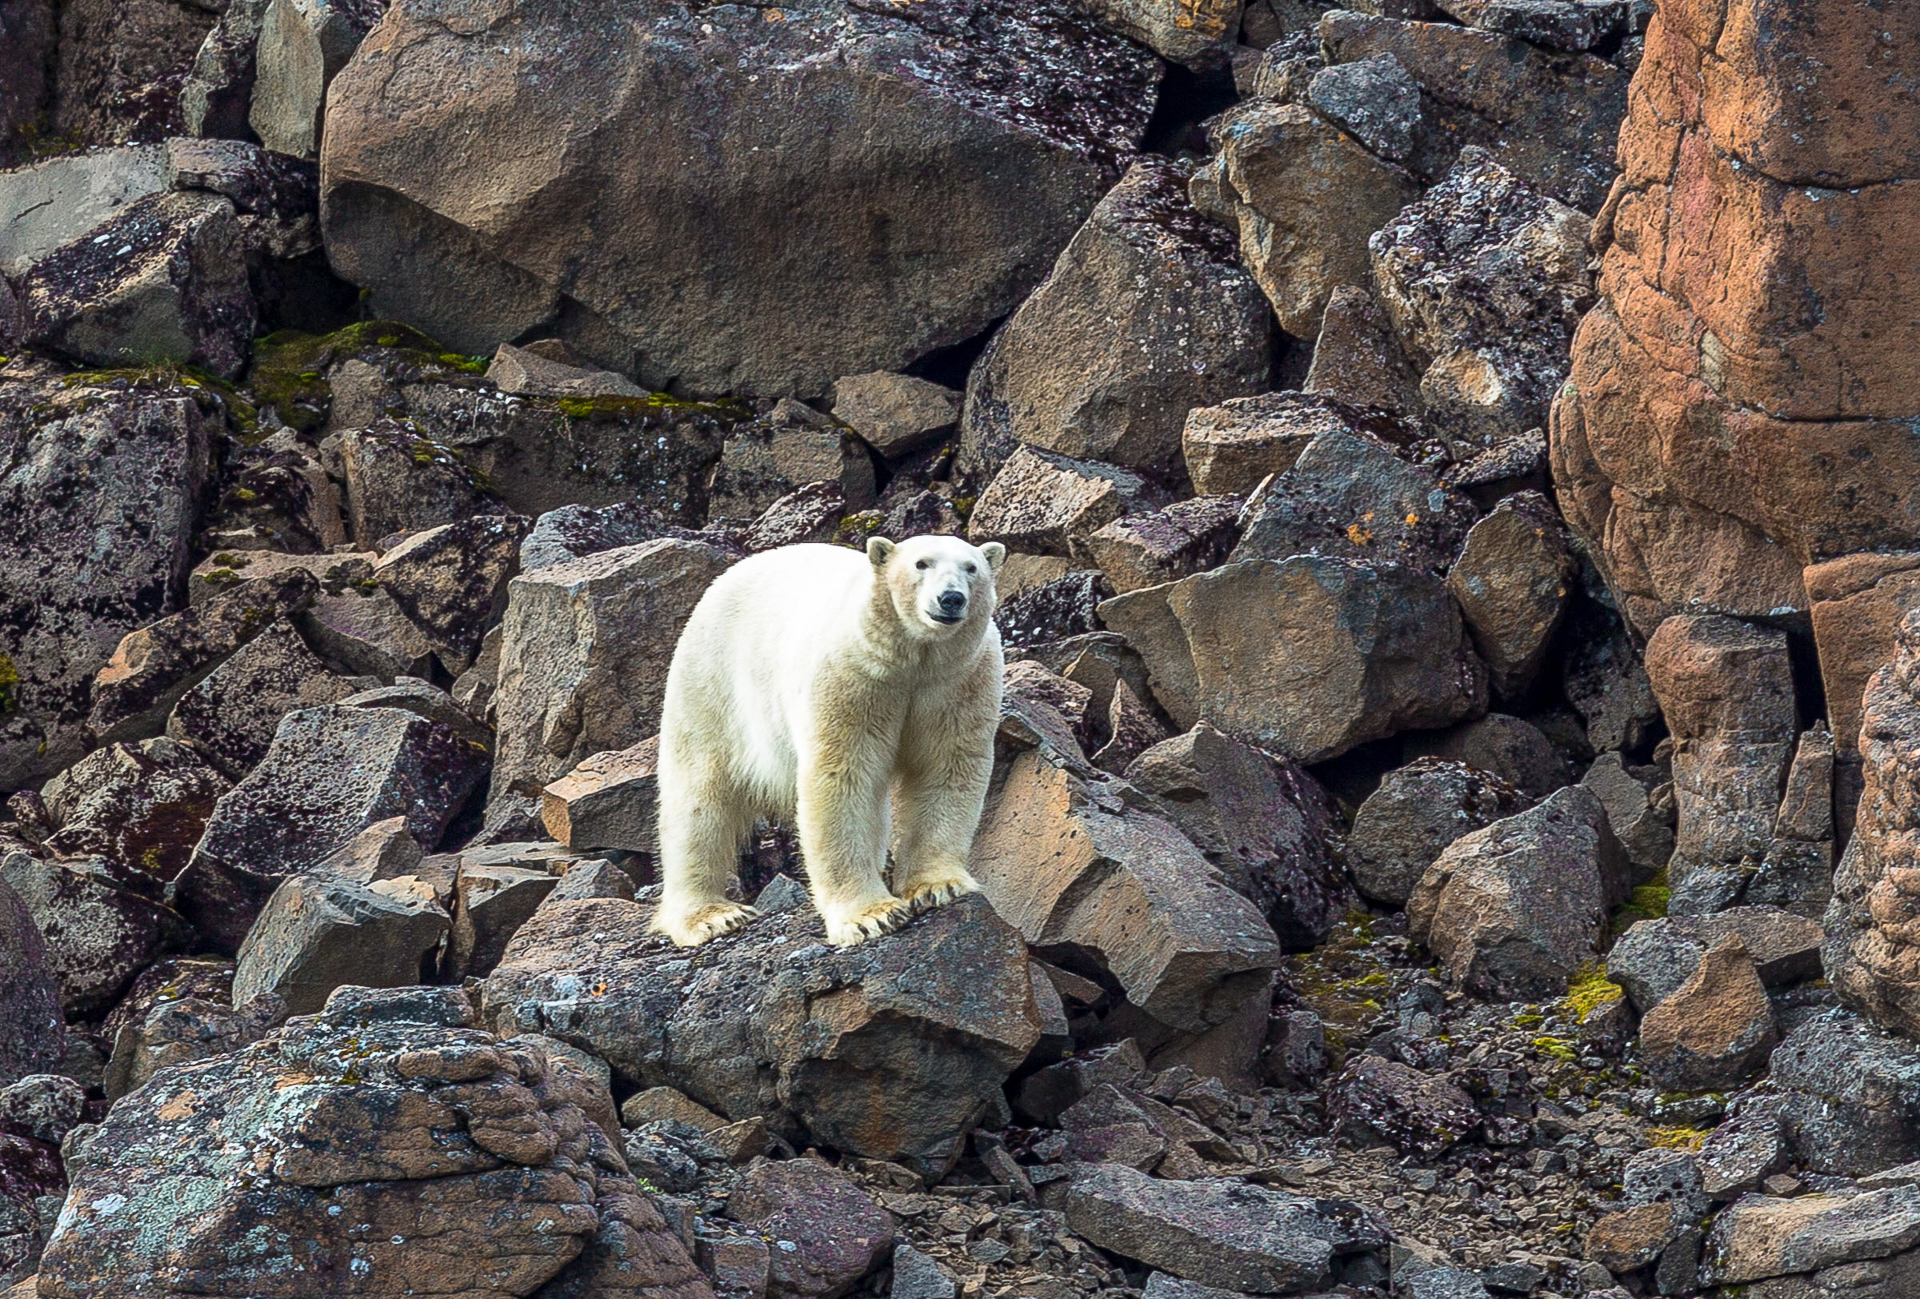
[
  {"x1": 823, "y1": 895, "x2": 914, "y2": 947},
  {"x1": 655, "y1": 902, "x2": 760, "y2": 947},
  {"x1": 899, "y1": 870, "x2": 982, "y2": 915}
]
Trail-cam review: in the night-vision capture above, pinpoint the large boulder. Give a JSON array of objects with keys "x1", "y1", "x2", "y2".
[
  {"x1": 1549, "y1": 0, "x2": 1920, "y2": 632},
  {"x1": 51, "y1": 0, "x2": 219, "y2": 144},
  {"x1": 0, "y1": 146, "x2": 168, "y2": 277},
  {"x1": 0, "y1": 372, "x2": 215, "y2": 793},
  {"x1": 1772, "y1": 1010, "x2": 1920, "y2": 1178},
  {"x1": 1606, "y1": 906, "x2": 1823, "y2": 1015},
  {"x1": 41, "y1": 737, "x2": 231, "y2": 894},
  {"x1": 370, "y1": 513, "x2": 533, "y2": 672},
  {"x1": 957, "y1": 157, "x2": 1272, "y2": 483},
  {"x1": 318, "y1": 0, "x2": 1160, "y2": 397},
  {"x1": 250, "y1": 0, "x2": 386, "y2": 157},
  {"x1": 1444, "y1": 491, "x2": 1576, "y2": 701},
  {"x1": 233, "y1": 873, "x2": 451, "y2": 1015},
  {"x1": 0, "y1": 849, "x2": 194, "y2": 1018},
  {"x1": 165, "y1": 618, "x2": 358, "y2": 778},
  {"x1": 1636, "y1": 935, "x2": 1780, "y2": 1091},
  {"x1": 482, "y1": 894, "x2": 1040, "y2": 1166},
  {"x1": 171, "y1": 703, "x2": 489, "y2": 953},
  {"x1": 36, "y1": 985, "x2": 714, "y2": 1299}
]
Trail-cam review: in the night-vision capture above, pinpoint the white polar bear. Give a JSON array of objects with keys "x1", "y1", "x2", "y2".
[{"x1": 652, "y1": 533, "x2": 1007, "y2": 947}]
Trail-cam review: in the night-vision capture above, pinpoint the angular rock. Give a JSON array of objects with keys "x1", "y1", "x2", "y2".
[
  {"x1": 541, "y1": 738, "x2": 659, "y2": 855},
  {"x1": 994, "y1": 571, "x2": 1113, "y2": 650},
  {"x1": 1444, "y1": 492, "x2": 1576, "y2": 700},
  {"x1": 180, "y1": 0, "x2": 271, "y2": 139},
  {"x1": 87, "y1": 569, "x2": 319, "y2": 746},
  {"x1": 339, "y1": 419, "x2": 503, "y2": 547},
  {"x1": 1607, "y1": 907, "x2": 1824, "y2": 1015},
  {"x1": 1123, "y1": 724, "x2": 1346, "y2": 951},
  {"x1": 957, "y1": 157, "x2": 1272, "y2": 480},
  {"x1": 1331, "y1": 1055, "x2": 1481, "y2": 1158},
  {"x1": 518, "y1": 501, "x2": 711, "y2": 574},
  {"x1": 0, "y1": 850, "x2": 194, "y2": 1018},
  {"x1": 1585, "y1": 1203, "x2": 1681, "y2": 1276},
  {"x1": 1078, "y1": 497, "x2": 1241, "y2": 595},
  {"x1": 1062, "y1": 1163, "x2": 1389, "y2": 1294},
  {"x1": 1704, "y1": 1185, "x2": 1920, "y2": 1286},
  {"x1": 1753, "y1": 723, "x2": 1835, "y2": 917},
  {"x1": 968, "y1": 446, "x2": 1156, "y2": 559},
  {"x1": 485, "y1": 341, "x2": 647, "y2": 401},
  {"x1": 1434, "y1": 0, "x2": 1627, "y2": 51},
  {"x1": 830, "y1": 373, "x2": 960, "y2": 460},
  {"x1": 1307, "y1": 53, "x2": 1424, "y2": 165},
  {"x1": 319, "y1": 0, "x2": 1159, "y2": 396},
  {"x1": 742, "y1": 482, "x2": 847, "y2": 553},
  {"x1": 313, "y1": 815, "x2": 424, "y2": 886},
  {"x1": 172, "y1": 703, "x2": 489, "y2": 953},
  {"x1": 1773, "y1": 1010, "x2": 1920, "y2": 1178},
  {"x1": 1368, "y1": 148, "x2": 1593, "y2": 447},
  {"x1": 371, "y1": 513, "x2": 533, "y2": 671},
  {"x1": 707, "y1": 402, "x2": 875, "y2": 522},
  {"x1": 17, "y1": 191, "x2": 254, "y2": 379},
  {"x1": 891, "y1": 1245, "x2": 957, "y2": 1299},
  {"x1": 998, "y1": 660, "x2": 1093, "y2": 766},
  {"x1": 1348, "y1": 757, "x2": 1526, "y2": 907},
  {"x1": 51, "y1": 0, "x2": 218, "y2": 144},
  {"x1": 1697, "y1": 1095, "x2": 1789, "y2": 1200},
  {"x1": 1402, "y1": 713, "x2": 1567, "y2": 801},
  {"x1": 37, "y1": 986, "x2": 709, "y2": 1299},
  {"x1": 166, "y1": 617, "x2": 358, "y2": 778},
  {"x1": 1191, "y1": 99, "x2": 1421, "y2": 337},
  {"x1": 0, "y1": 146, "x2": 168, "y2": 278},
  {"x1": 1638, "y1": 935, "x2": 1780, "y2": 1091},
  {"x1": 449, "y1": 864, "x2": 559, "y2": 980},
  {"x1": 0, "y1": 1075, "x2": 84, "y2": 1148},
  {"x1": 41, "y1": 738, "x2": 230, "y2": 893},
  {"x1": 1303, "y1": 285, "x2": 1424, "y2": 418},
  {"x1": 0, "y1": 0, "x2": 50, "y2": 167},
  {"x1": 232, "y1": 872, "x2": 451, "y2": 1015},
  {"x1": 0, "y1": 879, "x2": 63, "y2": 1086},
  {"x1": 295, "y1": 582, "x2": 438, "y2": 680},
  {"x1": 1180, "y1": 391, "x2": 1384, "y2": 498},
  {"x1": 971, "y1": 751, "x2": 1280, "y2": 1033},
  {"x1": 482, "y1": 894, "x2": 1038, "y2": 1165},
  {"x1": 0, "y1": 373, "x2": 214, "y2": 792},
  {"x1": 725, "y1": 1159, "x2": 895, "y2": 1299},
  {"x1": 1806, "y1": 552, "x2": 1920, "y2": 769},
  {"x1": 1407, "y1": 785, "x2": 1629, "y2": 1000},
  {"x1": 1580, "y1": 753, "x2": 1675, "y2": 879},
  {"x1": 489, "y1": 539, "x2": 733, "y2": 819}
]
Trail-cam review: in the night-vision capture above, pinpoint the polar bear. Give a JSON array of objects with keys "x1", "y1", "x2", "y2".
[{"x1": 652, "y1": 534, "x2": 1007, "y2": 948}]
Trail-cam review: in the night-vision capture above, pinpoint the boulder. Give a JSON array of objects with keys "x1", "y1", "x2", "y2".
[
  {"x1": 740, "y1": 482, "x2": 847, "y2": 552},
  {"x1": 1348, "y1": 758, "x2": 1526, "y2": 907},
  {"x1": 166, "y1": 618, "x2": 358, "y2": 778},
  {"x1": 1062, "y1": 1163, "x2": 1389, "y2": 1295},
  {"x1": 1752, "y1": 722, "x2": 1836, "y2": 917},
  {"x1": 724, "y1": 1159, "x2": 895, "y2": 1299},
  {"x1": 1704, "y1": 1185, "x2": 1920, "y2": 1287},
  {"x1": 1368, "y1": 147, "x2": 1593, "y2": 447},
  {"x1": 0, "y1": 879, "x2": 63, "y2": 1086},
  {"x1": 0, "y1": 851, "x2": 194, "y2": 1018},
  {"x1": 313, "y1": 816, "x2": 424, "y2": 886},
  {"x1": 1434, "y1": 0, "x2": 1630, "y2": 51},
  {"x1": 180, "y1": 0, "x2": 271, "y2": 139},
  {"x1": 1180, "y1": 392, "x2": 1384, "y2": 498},
  {"x1": 1307, "y1": 53, "x2": 1424, "y2": 165},
  {"x1": 1644, "y1": 615, "x2": 1798, "y2": 915},
  {"x1": 1696, "y1": 1095, "x2": 1789, "y2": 1200},
  {"x1": 41, "y1": 737, "x2": 230, "y2": 893},
  {"x1": 485, "y1": 341, "x2": 647, "y2": 401},
  {"x1": 448, "y1": 864, "x2": 559, "y2": 980},
  {"x1": 1637, "y1": 936, "x2": 1780, "y2": 1091},
  {"x1": 1806, "y1": 552, "x2": 1920, "y2": 774},
  {"x1": 1407, "y1": 785, "x2": 1629, "y2": 1000},
  {"x1": 481, "y1": 894, "x2": 1039, "y2": 1166},
  {"x1": 1078, "y1": 497, "x2": 1241, "y2": 595},
  {"x1": 1444, "y1": 492, "x2": 1576, "y2": 700},
  {"x1": 318, "y1": 0, "x2": 1159, "y2": 396},
  {"x1": 338, "y1": 420, "x2": 504, "y2": 547},
  {"x1": 995, "y1": 571, "x2": 1113, "y2": 650},
  {"x1": 1402, "y1": 713, "x2": 1567, "y2": 801},
  {"x1": 1123, "y1": 724, "x2": 1347, "y2": 951},
  {"x1": 295, "y1": 583, "x2": 438, "y2": 681},
  {"x1": 251, "y1": 0, "x2": 390, "y2": 156},
  {"x1": 1100, "y1": 555, "x2": 1485, "y2": 763},
  {"x1": 1190, "y1": 99, "x2": 1422, "y2": 338},
  {"x1": 958, "y1": 157, "x2": 1272, "y2": 481},
  {"x1": 519, "y1": 501, "x2": 713, "y2": 575},
  {"x1": 0, "y1": 373, "x2": 215, "y2": 792},
  {"x1": 541, "y1": 738, "x2": 659, "y2": 855},
  {"x1": 1607, "y1": 906, "x2": 1823, "y2": 1015},
  {"x1": 1080, "y1": 0, "x2": 1241, "y2": 64},
  {"x1": 970, "y1": 751, "x2": 1280, "y2": 1033},
  {"x1": 371, "y1": 513, "x2": 533, "y2": 671},
  {"x1": 830, "y1": 373, "x2": 960, "y2": 460},
  {"x1": 968, "y1": 446, "x2": 1157, "y2": 559},
  {"x1": 51, "y1": 0, "x2": 218, "y2": 144},
  {"x1": 0, "y1": 146, "x2": 168, "y2": 277},
  {"x1": 707, "y1": 402, "x2": 875, "y2": 522},
  {"x1": 1302, "y1": 285, "x2": 1424, "y2": 418},
  {"x1": 1579, "y1": 753, "x2": 1675, "y2": 879},
  {"x1": 232, "y1": 872, "x2": 451, "y2": 1015},
  {"x1": 1772, "y1": 1010, "x2": 1920, "y2": 1178},
  {"x1": 1330, "y1": 1055, "x2": 1482, "y2": 1158},
  {"x1": 16, "y1": 191, "x2": 254, "y2": 379},
  {"x1": 37, "y1": 986, "x2": 713, "y2": 1299},
  {"x1": 0, "y1": 1075, "x2": 84, "y2": 1147},
  {"x1": 488, "y1": 539, "x2": 734, "y2": 821},
  {"x1": 171, "y1": 703, "x2": 489, "y2": 953}
]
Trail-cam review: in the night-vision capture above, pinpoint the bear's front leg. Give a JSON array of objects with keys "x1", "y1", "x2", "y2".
[
  {"x1": 892, "y1": 683, "x2": 995, "y2": 915},
  {"x1": 797, "y1": 750, "x2": 913, "y2": 946}
]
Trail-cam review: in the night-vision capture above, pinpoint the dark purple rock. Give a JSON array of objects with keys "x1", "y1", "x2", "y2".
[
  {"x1": 0, "y1": 877, "x2": 63, "y2": 1085},
  {"x1": 725, "y1": 1159, "x2": 896, "y2": 1299},
  {"x1": 1330, "y1": 1055, "x2": 1483, "y2": 1158},
  {"x1": 995, "y1": 571, "x2": 1113, "y2": 648}
]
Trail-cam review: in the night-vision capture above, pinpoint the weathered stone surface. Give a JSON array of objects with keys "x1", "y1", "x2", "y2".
[
  {"x1": 541, "y1": 738, "x2": 658, "y2": 855},
  {"x1": 725, "y1": 1159, "x2": 895, "y2": 1299},
  {"x1": 319, "y1": 0, "x2": 1159, "y2": 397},
  {"x1": 51, "y1": 0, "x2": 219, "y2": 145},
  {"x1": 973, "y1": 751, "x2": 1278, "y2": 1031},
  {"x1": 338, "y1": 419, "x2": 504, "y2": 547},
  {"x1": 1321, "y1": 11, "x2": 1628, "y2": 212},
  {"x1": 1368, "y1": 148, "x2": 1593, "y2": 448},
  {"x1": 1408, "y1": 785, "x2": 1629, "y2": 1000},
  {"x1": 1, "y1": 849, "x2": 194, "y2": 1018},
  {"x1": 1348, "y1": 757, "x2": 1526, "y2": 907},
  {"x1": 489, "y1": 539, "x2": 733, "y2": 821},
  {"x1": 1307, "y1": 52, "x2": 1423, "y2": 165},
  {"x1": 486, "y1": 341, "x2": 647, "y2": 401},
  {"x1": 251, "y1": 0, "x2": 387, "y2": 157},
  {"x1": 0, "y1": 147, "x2": 168, "y2": 277},
  {"x1": 38, "y1": 986, "x2": 711, "y2": 1299},
  {"x1": 739, "y1": 482, "x2": 846, "y2": 552},
  {"x1": 1773, "y1": 1010, "x2": 1920, "y2": 1178},
  {"x1": 1101, "y1": 556, "x2": 1485, "y2": 763},
  {"x1": 172, "y1": 703, "x2": 489, "y2": 953},
  {"x1": 830, "y1": 373, "x2": 960, "y2": 460},
  {"x1": 958, "y1": 157, "x2": 1272, "y2": 481},
  {"x1": 0, "y1": 1075, "x2": 83, "y2": 1147},
  {"x1": 1580, "y1": 752, "x2": 1675, "y2": 879},
  {"x1": 0, "y1": 0, "x2": 55, "y2": 169},
  {"x1": 1063, "y1": 1163, "x2": 1388, "y2": 1295},
  {"x1": 1303, "y1": 285, "x2": 1424, "y2": 418},
  {"x1": 0, "y1": 373, "x2": 216, "y2": 793},
  {"x1": 1645, "y1": 615, "x2": 1798, "y2": 915},
  {"x1": 1403, "y1": 713, "x2": 1568, "y2": 802},
  {"x1": 1230, "y1": 428, "x2": 1480, "y2": 573},
  {"x1": 313, "y1": 816, "x2": 424, "y2": 886},
  {"x1": 296, "y1": 582, "x2": 438, "y2": 681},
  {"x1": 1697, "y1": 1095, "x2": 1789, "y2": 1200},
  {"x1": 969, "y1": 446, "x2": 1157, "y2": 559},
  {"x1": 1191, "y1": 99, "x2": 1421, "y2": 337},
  {"x1": 1444, "y1": 492, "x2": 1575, "y2": 700},
  {"x1": 1806, "y1": 553, "x2": 1920, "y2": 766},
  {"x1": 1123, "y1": 724, "x2": 1345, "y2": 952},
  {"x1": 232, "y1": 872, "x2": 450, "y2": 1015},
  {"x1": 483, "y1": 894, "x2": 1039, "y2": 1165},
  {"x1": 1434, "y1": 0, "x2": 1628, "y2": 51},
  {"x1": 518, "y1": 501, "x2": 712, "y2": 575},
  {"x1": 449, "y1": 864, "x2": 559, "y2": 980},
  {"x1": 0, "y1": 879, "x2": 63, "y2": 1086},
  {"x1": 39, "y1": 738, "x2": 229, "y2": 894},
  {"x1": 1078, "y1": 497, "x2": 1241, "y2": 596},
  {"x1": 1638, "y1": 935, "x2": 1780, "y2": 1090},
  {"x1": 371, "y1": 513, "x2": 532, "y2": 671},
  {"x1": 166, "y1": 617, "x2": 358, "y2": 778},
  {"x1": 1331, "y1": 1055, "x2": 1481, "y2": 1158},
  {"x1": 17, "y1": 191, "x2": 254, "y2": 379},
  {"x1": 708, "y1": 402, "x2": 875, "y2": 522},
  {"x1": 1704, "y1": 1185, "x2": 1920, "y2": 1287},
  {"x1": 1608, "y1": 907, "x2": 1823, "y2": 1016}
]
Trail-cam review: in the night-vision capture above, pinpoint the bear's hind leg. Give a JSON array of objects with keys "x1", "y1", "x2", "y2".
[{"x1": 653, "y1": 768, "x2": 757, "y2": 947}]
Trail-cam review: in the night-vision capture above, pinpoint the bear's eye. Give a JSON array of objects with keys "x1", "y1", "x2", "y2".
[
  {"x1": 915, "y1": 559, "x2": 929, "y2": 570},
  {"x1": 964, "y1": 563, "x2": 976, "y2": 574}
]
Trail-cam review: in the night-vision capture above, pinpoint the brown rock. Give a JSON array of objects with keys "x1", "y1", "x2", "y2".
[
  {"x1": 1806, "y1": 551, "x2": 1920, "y2": 763},
  {"x1": 708, "y1": 401, "x2": 875, "y2": 521},
  {"x1": 231, "y1": 872, "x2": 451, "y2": 1016},
  {"x1": 1180, "y1": 391, "x2": 1374, "y2": 498},
  {"x1": 1348, "y1": 757, "x2": 1527, "y2": 907},
  {"x1": 166, "y1": 618, "x2": 359, "y2": 778},
  {"x1": 1445, "y1": 492, "x2": 1577, "y2": 701},
  {"x1": 485, "y1": 342, "x2": 647, "y2": 400},
  {"x1": 339, "y1": 420, "x2": 505, "y2": 548},
  {"x1": 370, "y1": 513, "x2": 532, "y2": 672},
  {"x1": 541, "y1": 737, "x2": 660, "y2": 855},
  {"x1": 1078, "y1": 497, "x2": 1241, "y2": 595},
  {"x1": 52, "y1": 0, "x2": 217, "y2": 144},
  {"x1": 1638, "y1": 935, "x2": 1780, "y2": 1090},
  {"x1": 968, "y1": 446, "x2": 1157, "y2": 559},
  {"x1": 830, "y1": 373, "x2": 961, "y2": 459},
  {"x1": 1303, "y1": 285, "x2": 1424, "y2": 417},
  {"x1": 41, "y1": 737, "x2": 231, "y2": 895},
  {"x1": 725, "y1": 1160, "x2": 895, "y2": 1299},
  {"x1": 1586, "y1": 1203, "x2": 1680, "y2": 1275}
]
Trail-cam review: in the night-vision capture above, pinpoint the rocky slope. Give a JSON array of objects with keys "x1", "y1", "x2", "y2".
[{"x1": 2, "y1": 2, "x2": 1918, "y2": 1299}]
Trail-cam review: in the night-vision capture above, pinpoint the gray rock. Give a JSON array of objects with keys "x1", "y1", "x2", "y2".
[
  {"x1": 337, "y1": 679, "x2": 491, "y2": 752},
  {"x1": 1349, "y1": 758, "x2": 1527, "y2": 907},
  {"x1": 1433, "y1": 0, "x2": 1625, "y2": 51},
  {"x1": 1774, "y1": 1010, "x2": 1920, "y2": 1177},
  {"x1": 448, "y1": 864, "x2": 559, "y2": 979},
  {"x1": 707, "y1": 401, "x2": 875, "y2": 522},
  {"x1": 0, "y1": 146, "x2": 168, "y2": 278},
  {"x1": 485, "y1": 342, "x2": 647, "y2": 400},
  {"x1": 831, "y1": 374, "x2": 961, "y2": 460},
  {"x1": 370, "y1": 513, "x2": 532, "y2": 672},
  {"x1": 1179, "y1": 391, "x2": 1381, "y2": 499},
  {"x1": 482, "y1": 893, "x2": 1039, "y2": 1166},
  {"x1": 1062, "y1": 1162, "x2": 1389, "y2": 1294},
  {"x1": 726, "y1": 1159, "x2": 895, "y2": 1299},
  {"x1": 318, "y1": 0, "x2": 1159, "y2": 397},
  {"x1": 519, "y1": 501, "x2": 708, "y2": 574},
  {"x1": 969, "y1": 446, "x2": 1158, "y2": 559},
  {"x1": 546, "y1": 859, "x2": 633, "y2": 904},
  {"x1": 171, "y1": 702, "x2": 489, "y2": 953},
  {"x1": 250, "y1": 0, "x2": 389, "y2": 156},
  {"x1": 957, "y1": 157, "x2": 1272, "y2": 482},
  {"x1": 1637, "y1": 936, "x2": 1779, "y2": 1091},
  {"x1": 0, "y1": 1075, "x2": 84, "y2": 1146},
  {"x1": 741, "y1": 481, "x2": 847, "y2": 553},
  {"x1": 1697, "y1": 1095, "x2": 1788, "y2": 1200},
  {"x1": 891, "y1": 1244, "x2": 958, "y2": 1299},
  {"x1": 232, "y1": 872, "x2": 451, "y2": 1015},
  {"x1": 1077, "y1": 496, "x2": 1242, "y2": 596},
  {"x1": 1403, "y1": 713, "x2": 1568, "y2": 801},
  {"x1": 179, "y1": 0, "x2": 270, "y2": 138},
  {"x1": 0, "y1": 851, "x2": 193, "y2": 1018},
  {"x1": 994, "y1": 570, "x2": 1113, "y2": 649},
  {"x1": 1402, "y1": 1269, "x2": 1491, "y2": 1299},
  {"x1": 1307, "y1": 54, "x2": 1423, "y2": 164},
  {"x1": 1445, "y1": 492, "x2": 1576, "y2": 700},
  {"x1": 1704, "y1": 1184, "x2": 1920, "y2": 1286},
  {"x1": 1607, "y1": 907, "x2": 1825, "y2": 1014},
  {"x1": 313, "y1": 816, "x2": 424, "y2": 886},
  {"x1": 338, "y1": 419, "x2": 505, "y2": 548},
  {"x1": 1408, "y1": 785, "x2": 1629, "y2": 1000},
  {"x1": 1330, "y1": 1055, "x2": 1481, "y2": 1158},
  {"x1": 41, "y1": 737, "x2": 231, "y2": 895},
  {"x1": 295, "y1": 582, "x2": 438, "y2": 681},
  {"x1": 101, "y1": 991, "x2": 280, "y2": 1104},
  {"x1": 0, "y1": 878, "x2": 64, "y2": 1086},
  {"x1": 1580, "y1": 752, "x2": 1675, "y2": 878}
]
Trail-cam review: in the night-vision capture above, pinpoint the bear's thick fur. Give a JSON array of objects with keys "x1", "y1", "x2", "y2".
[{"x1": 653, "y1": 534, "x2": 1006, "y2": 947}]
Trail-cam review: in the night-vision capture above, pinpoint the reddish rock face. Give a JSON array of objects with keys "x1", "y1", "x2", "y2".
[{"x1": 1550, "y1": 0, "x2": 1920, "y2": 634}]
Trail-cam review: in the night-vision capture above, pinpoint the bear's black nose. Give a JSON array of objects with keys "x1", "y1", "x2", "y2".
[{"x1": 937, "y1": 590, "x2": 967, "y2": 616}]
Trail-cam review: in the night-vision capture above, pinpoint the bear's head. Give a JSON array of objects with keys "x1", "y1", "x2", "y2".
[{"x1": 867, "y1": 534, "x2": 1005, "y2": 641}]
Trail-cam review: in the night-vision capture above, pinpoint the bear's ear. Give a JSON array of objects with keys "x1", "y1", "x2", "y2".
[
  {"x1": 979, "y1": 542, "x2": 1006, "y2": 574},
  {"x1": 866, "y1": 536, "x2": 896, "y2": 568}
]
